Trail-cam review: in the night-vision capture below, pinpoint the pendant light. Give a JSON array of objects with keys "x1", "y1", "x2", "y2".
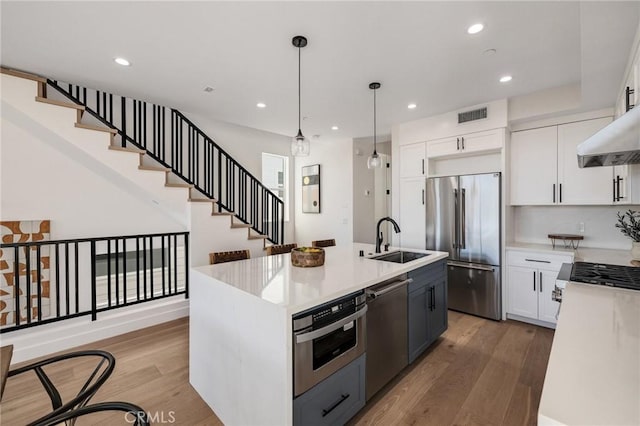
[
  {"x1": 367, "y1": 82, "x2": 382, "y2": 169},
  {"x1": 291, "y1": 35, "x2": 310, "y2": 156}
]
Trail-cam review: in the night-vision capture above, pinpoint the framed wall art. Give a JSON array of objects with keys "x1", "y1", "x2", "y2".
[{"x1": 301, "y1": 164, "x2": 321, "y2": 213}]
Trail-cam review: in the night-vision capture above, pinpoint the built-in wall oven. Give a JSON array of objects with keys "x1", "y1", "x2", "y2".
[{"x1": 292, "y1": 291, "x2": 367, "y2": 397}]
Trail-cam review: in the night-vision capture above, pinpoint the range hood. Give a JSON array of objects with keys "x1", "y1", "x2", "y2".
[{"x1": 576, "y1": 106, "x2": 640, "y2": 168}]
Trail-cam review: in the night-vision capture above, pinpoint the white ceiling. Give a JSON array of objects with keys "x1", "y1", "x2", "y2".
[{"x1": 1, "y1": 1, "x2": 639, "y2": 141}]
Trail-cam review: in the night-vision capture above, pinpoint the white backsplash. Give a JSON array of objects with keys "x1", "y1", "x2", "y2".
[{"x1": 513, "y1": 205, "x2": 640, "y2": 250}]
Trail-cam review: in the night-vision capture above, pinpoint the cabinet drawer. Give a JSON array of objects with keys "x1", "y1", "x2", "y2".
[
  {"x1": 293, "y1": 354, "x2": 366, "y2": 426},
  {"x1": 408, "y1": 260, "x2": 446, "y2": 292},
  {"x1": 506, "y1": 250, "x2": 573, "y2": 271}
]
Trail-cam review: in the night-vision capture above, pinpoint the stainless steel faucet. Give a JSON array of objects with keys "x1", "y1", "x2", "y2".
[{"x1": 375, "y1": 217, "x2": 401, "y2": 253}]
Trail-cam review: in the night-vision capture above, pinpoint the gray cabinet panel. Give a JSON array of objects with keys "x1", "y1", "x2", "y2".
[
  {"x1": 407, "y1": 260, "x2": 448, "y2": 364},
  {"x1": 293, "y1": 354, "x2": 366, "y2": 426},
  {"x1": 428, "y1": 276, "x2": 448, "y2": 343}
]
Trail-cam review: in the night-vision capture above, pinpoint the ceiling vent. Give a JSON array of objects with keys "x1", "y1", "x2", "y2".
[{"x1": 458, "y1": 107, "x2": 487, "y2": 124}]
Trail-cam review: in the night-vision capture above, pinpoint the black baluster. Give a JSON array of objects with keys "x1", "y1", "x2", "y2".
[
  {"x1": 107, "y1": 239, "x2": 112, "y2": 307},
  {"x1": 14, "y1": 247, "x2": 20, "y2": 326},
  {"x1": 91, "y1": 241, "x2": 97, "y2": 321},
  {"x1": 36, "y1": 245, "x2": 42, "y2": 322}
]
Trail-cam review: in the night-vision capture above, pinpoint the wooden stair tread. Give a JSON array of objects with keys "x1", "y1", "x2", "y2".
[
  {"x1": 188, "y1": 198, "x2": 216, "y2": 203},
  {"x1": 75, "y1": 122, "x2": 117, "y2": 134},
  {"x1": 108, "y1": 145, "x2": 145, "y2": 154},
  {"x1": 1, "y1": 67, "x2": 47, "y2": 83},
  {"x1": 165, "y1": 182, "x2": 193, "y2": 188},
  {"x1": 248, "y1": 235, "x2": 269, "y2": 240},
  {"x1": 138, "y1": 165, "x2": 170, "y2": 172},
  {"x1": 212, "y1": 212, "x2": 234, "y2": 216},
  {"x1": 35, "y1": 97, "x2": 85, "y2": 110},
  {"x1": 231, "y1": 223, "x2": 251, "y2": 228}
]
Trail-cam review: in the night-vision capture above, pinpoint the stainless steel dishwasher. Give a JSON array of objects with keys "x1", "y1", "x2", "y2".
[{"x1": 365, "y1": 274, "x2": 411, "y2": 400}]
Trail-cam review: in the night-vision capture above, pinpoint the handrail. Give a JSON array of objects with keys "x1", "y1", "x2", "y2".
[
  {"x1": 0, "y1": 231, "x2": 189, "y2": 333},
  {"x1": 47, "y1": 80, "x2": 284, "y2": 244}
]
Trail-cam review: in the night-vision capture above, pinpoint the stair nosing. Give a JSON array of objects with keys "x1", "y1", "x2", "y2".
[
  {"x1": 108, "y1": 145, "x2": 145, "y2": 154},
  {"x1": 188, "y1": 198, "x2": 216, "y2": 203},
  {"x1": 75, "y1": 122, "x2": 117, "y2": 134},
  {"x1": 35, "y1": 97, "x2": 85, "y2": 110},
  {"x1": 138, "y1": 165, "x2": 170, "y2": 172},
  {"x1": 165, "y1": 182, "x2": 193, "y2": 189}
]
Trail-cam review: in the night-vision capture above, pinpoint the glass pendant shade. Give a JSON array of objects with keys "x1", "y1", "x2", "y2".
[
  {"x1": 291, "y1": 130, "x2": 310, "y2": 156},
  {"x1": 367, "y1": 151, "x2": 382, "y2": 169}
]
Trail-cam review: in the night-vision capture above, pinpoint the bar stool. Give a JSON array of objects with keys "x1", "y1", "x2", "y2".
[
  {"x1": 209, "y1": 249, "x2": 251, "y2": 264},
  {"x1": 265, "y1": 243, "x2": 298, "y2": 256},
  {"x1": 311, "y1": 239, "x2": 336, "y2": 248}
]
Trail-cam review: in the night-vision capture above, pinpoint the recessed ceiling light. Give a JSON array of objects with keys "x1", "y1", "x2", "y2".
[
  {"x1": 114, "y1": 57, "x2": 130, "y2": 66},
  {"x1": 499, "y1": 75, "x2": 513, "y2": 83},
  {"x1": 467, "y1": 23, "x2": 484, "y2": 34},
  {"x1": 408, "y1": 103, "x2": 417, "y2": 109},
  {"x1": 256, "y1": 102, "x2": 266, "y2": 108},
  {"x1": 331, "y1": 126, "x2": 339, "y2": 130}
]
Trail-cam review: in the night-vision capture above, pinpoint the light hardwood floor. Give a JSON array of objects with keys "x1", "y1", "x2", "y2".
[{"x1": 1, "y1": 311, "x2": 553, "y2": 425}]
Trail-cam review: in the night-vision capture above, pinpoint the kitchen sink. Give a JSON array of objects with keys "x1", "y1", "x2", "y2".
[{"x1": 370, "y1": 251, "x2": 430, "y2": 264}]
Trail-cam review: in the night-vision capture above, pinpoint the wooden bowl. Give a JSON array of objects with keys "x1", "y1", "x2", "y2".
[{"x1": 291, "y1": 247, "x2": 325, "y2": 267}]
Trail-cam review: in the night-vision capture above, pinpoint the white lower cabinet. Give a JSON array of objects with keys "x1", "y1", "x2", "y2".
[{"x1": 506, "y1": 250, "x2": 573, "y2": 327}]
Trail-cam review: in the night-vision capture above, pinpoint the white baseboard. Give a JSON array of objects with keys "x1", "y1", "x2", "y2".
[
  {"x1": 1, "y1": 296, "x2": 189, "y2": 364},
  {"x1": 506, "y1": 313, "x2": 557, "y2": 330}
]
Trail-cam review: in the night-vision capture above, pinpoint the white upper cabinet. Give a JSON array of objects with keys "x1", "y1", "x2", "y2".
[
  {"x1": 510, "y1": 126, "x2": 558, "y2": 205},
  {"x1": 398, "y1": 177, "x2": 426, "y2": 250},
  {"x1": 557, "y1": 117, "x2": 613, "y2": 204},
  {"x1": 510, "y1": 117, "x2": 614, "y2": 205},
  {"x1": 399, "y1": 143, "x2": 425, "y2": 178},
  {"x1": 426, "y1": 129, "x2": 503, "y2": 159}
]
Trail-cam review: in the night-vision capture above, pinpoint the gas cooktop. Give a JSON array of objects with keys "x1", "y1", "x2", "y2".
[{"x1": 571, "y1": 262, "x2": 640, "y2": 291}]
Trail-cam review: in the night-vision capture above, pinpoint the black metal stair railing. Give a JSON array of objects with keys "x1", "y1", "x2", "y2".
[
  {"x1": 47, "y1": 81, "x2": 284, "y2": 244},
  {"x1": 0, "y1": 231, "x2": 189, "y2": 333}
]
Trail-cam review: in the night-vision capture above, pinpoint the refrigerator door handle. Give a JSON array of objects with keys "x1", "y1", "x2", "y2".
[
  {"x1": 447, "y1": 260, "x2": 495, "y2": 272},
  {"x1": 460, "y1": 188, "x2": 466, "y2": 249},
  {"x1": 453, "y1": 188, "x2": 459, "y2": 248}
]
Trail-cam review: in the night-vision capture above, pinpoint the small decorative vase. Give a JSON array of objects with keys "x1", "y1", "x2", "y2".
[{"x1": 631, "y1": 241, "x2": 640, "y2": 261}]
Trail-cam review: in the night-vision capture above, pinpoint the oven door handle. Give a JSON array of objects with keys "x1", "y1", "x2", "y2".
[{"x1": 295, "y1": 305, "x2": 368, "y2": 344}]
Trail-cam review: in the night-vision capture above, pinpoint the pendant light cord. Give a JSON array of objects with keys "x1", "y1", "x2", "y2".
[
  {"x1": 373, "y1": 86, "x2": 377, "y2": 153},
  {"x1": 298, "y1": 46, "x2": 301, "y2": 131}
]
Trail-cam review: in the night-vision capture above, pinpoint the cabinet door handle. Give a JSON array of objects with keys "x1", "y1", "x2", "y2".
[
  {"x1": 456, "y1": 137, "x2": 460, "y2": 150},
  {"x1": 533, "y1": 271, "x2": 536, "y2": 292},
  {"x1": 422, "y1": 189, "x2": 425, "y2": 205},
  {"x1": 461, "y1": 137, "x2": 465, "y2": 150},
  {"x1": 539, "y1": 272, "x2": 543, "y2": 293},
  {"x1": 613, "y1": 179, "x2": 617, "y2": 203},
  {"x1": 553, "y1": 184, "x2": 556, "y2": 203},
  {"x1": 322, "y1": 393, "x2": 350, "y2": 417},
  {"x1": 617, "y1": 176, "x2": 623, "y2": 201},
  {"x1": 525, "y1": 258, "x2": 551, "y2": 263},
  {"x1": 422, "y1": 159, "x2": 425, "y2": 175},
  {"x1": 559, "y1": 183, "x2": 563, "y2": 203},
  {"x1": 432, "y1": 286, "x2": 436, "y2": 311}
]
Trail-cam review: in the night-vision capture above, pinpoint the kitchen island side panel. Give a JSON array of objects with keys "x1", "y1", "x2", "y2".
[{"x1": 189, "y1": 269, "x2": 292, "y2": 426}]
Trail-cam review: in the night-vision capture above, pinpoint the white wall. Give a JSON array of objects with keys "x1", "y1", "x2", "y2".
[
  {"x1": 1, "y1": 84, "x2": 186, "y2": 239},
  {"x1": 185, "y1": 111, "x2": 295, "y2": 240},
  {"x1": 294, "y1": 138, "x2": 353, "y2": 246},
  {"x1": 513, "y1": 205, "x2": 640, "y2": 250},
  {"x1": 353, "y1": 138, "x2": 390, "y2": 244}
]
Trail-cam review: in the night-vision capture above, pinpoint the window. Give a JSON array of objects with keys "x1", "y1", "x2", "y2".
[{"x1": 262, "y1": 153, "x2": 289, "y2": 221}]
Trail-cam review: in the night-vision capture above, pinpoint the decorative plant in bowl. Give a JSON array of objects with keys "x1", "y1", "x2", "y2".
[
  {"x1": 291, "y1": 247, "x2": 325, "y2": 267},
  {"x1": 615, "y1": 209, "x2": 640, "y2": 259}
]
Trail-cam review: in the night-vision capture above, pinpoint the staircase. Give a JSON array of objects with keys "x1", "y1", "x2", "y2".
[{"x1": 2, "y1": 66, "x2": 284, "y2": 251}]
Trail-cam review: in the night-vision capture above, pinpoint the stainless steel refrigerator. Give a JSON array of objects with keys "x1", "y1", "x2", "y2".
[{"x1": 426, "y1": 172, "x2": 501, "y2": 320}]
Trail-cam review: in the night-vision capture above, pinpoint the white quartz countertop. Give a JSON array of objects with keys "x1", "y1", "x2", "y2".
[
  {"x1": 507, "y1": 242, "x2": 636, "y2": 266},
  {"x1": 538, "y1": 283, "x2": 640, "y2": 425},
  {"x1": 191, "y1": 243, "x2": 448, "y2": 315}
]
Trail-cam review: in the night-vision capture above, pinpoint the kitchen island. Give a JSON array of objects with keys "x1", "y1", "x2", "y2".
[
  {"x1": 538, "y1": 282, "x2": 640, "y2": 425},
  {"x1": 189, "y1": 243, "x2": 448, "y2": 426}
]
